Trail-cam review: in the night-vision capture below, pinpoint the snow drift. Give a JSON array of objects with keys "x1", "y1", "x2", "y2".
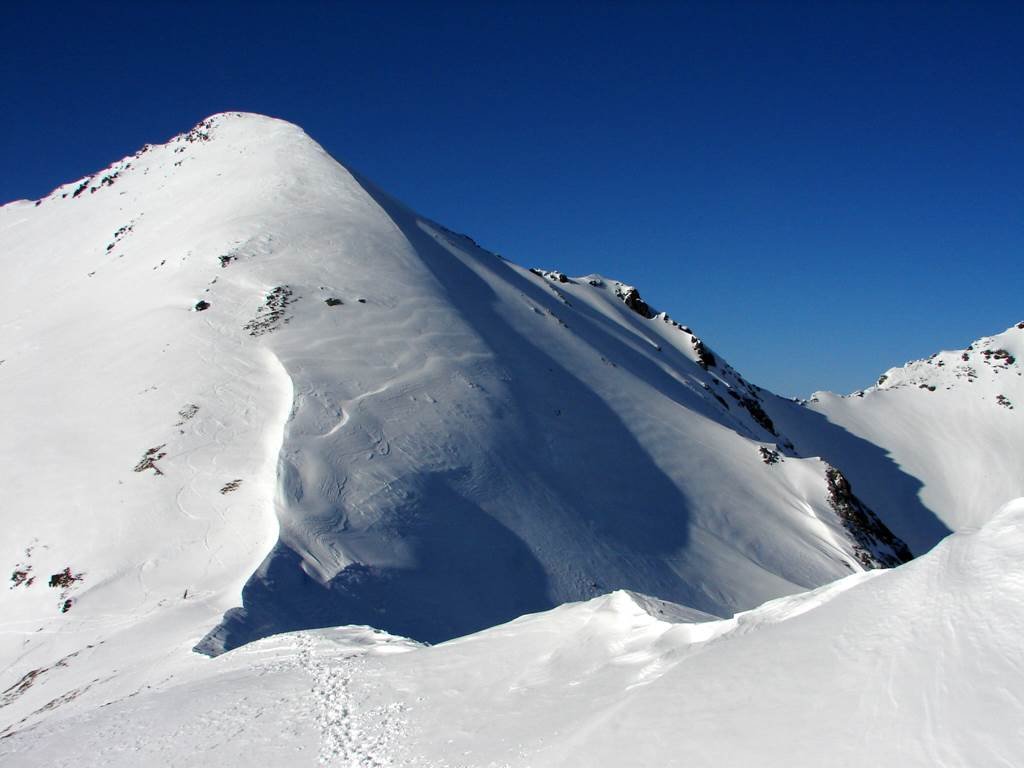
[{"x1": 5, "y1": 499, "x2": 1022, "y2": 766}]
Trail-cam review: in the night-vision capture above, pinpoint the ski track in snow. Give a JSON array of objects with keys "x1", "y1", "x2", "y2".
[
  {"x1": 298, "y1": 635, "x2": 411, "y2": 768},
  {"x1": 295, "y1": 634, "x2": 514, "y2": 768}
]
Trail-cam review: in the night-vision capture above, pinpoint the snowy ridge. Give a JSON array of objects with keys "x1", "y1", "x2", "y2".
[
  {"x1": 764, "y1": 321, "x2": 1024, "y2": 545},
  {"x1": 4, "y1": 498, "x2": 1022, "y2": 766},
  {"x1": 0, "y1": 113, "x2": 1013, "y2": 759},
  {"x1": 870, "y1": 321, "x2": 1022, "y2": 395}
]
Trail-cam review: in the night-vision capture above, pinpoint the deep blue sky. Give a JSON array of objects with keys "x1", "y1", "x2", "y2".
[{"x1": 3, "y1": 2, "x2": 1021, "y2": 396}]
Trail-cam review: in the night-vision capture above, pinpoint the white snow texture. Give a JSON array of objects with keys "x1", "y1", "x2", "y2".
[{"x1": 0, "y1": 113, "x2": 1021, "y2": 766}]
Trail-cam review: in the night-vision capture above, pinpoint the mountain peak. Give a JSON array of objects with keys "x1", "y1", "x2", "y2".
[
  {"x1": 1, "y1": 110, "x2": 918, "y2": 665},
  {"x1": 2, "y1": 112, "x2": 1023, "y2": 759},
  {"x1": 4, "y1": 111, "x2": 330, "y2": 213},
  {"x1": 867, "y1": 321, "x2": 1022, "y2": 395}
]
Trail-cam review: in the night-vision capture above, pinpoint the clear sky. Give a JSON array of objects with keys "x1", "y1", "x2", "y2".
[{"x1": 3, "y1": 2, "x2": 1021, "y2": 396}]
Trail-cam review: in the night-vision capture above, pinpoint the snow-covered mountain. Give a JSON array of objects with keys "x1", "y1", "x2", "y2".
[
  {"x1": 764, "y1": 322, "x2": 1023, "y2": 550},
  {"x1": 1, "y1": 113, "x2": 1021, "y2": 763}
]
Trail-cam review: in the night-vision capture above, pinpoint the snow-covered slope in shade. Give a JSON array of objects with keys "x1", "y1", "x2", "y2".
[
  {"x1": 5, "y1": 498, "x2": 1022, "y2": 767},
  {"x1": 763, "y1": 322, "x2": 1024, "y2": 552},
  {"x1": 0, "y1": 110, "x2": 911, "y2": 694}
]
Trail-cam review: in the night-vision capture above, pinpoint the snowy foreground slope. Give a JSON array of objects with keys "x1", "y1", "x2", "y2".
[
  {"x1": 1, "y1": 113, "x2": 1022, "y2": 761},
  {"x1": 5, "y1": 498, "x2": 1023, "y2": 767}
]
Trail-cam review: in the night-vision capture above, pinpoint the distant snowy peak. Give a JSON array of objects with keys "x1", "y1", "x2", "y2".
[
  {"x1": 853, "y1": 321, "x2": 1023, "y2": 400},
  {"x1": 777, "y1": 320, "x2": 1023, "y2": 543}
]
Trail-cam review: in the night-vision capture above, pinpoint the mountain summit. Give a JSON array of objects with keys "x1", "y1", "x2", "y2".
[
  {"x1": 3, "y1": 113, "x2": 915, "y2": 651},
  {"x1": 1, "y1": 115, "x2": 1019, "y2": 748}
]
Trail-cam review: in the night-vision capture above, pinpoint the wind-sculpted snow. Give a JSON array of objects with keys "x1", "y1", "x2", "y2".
[
  {"x1": 4, "y1": 500, "x2": 1022, "y2": 766},
  {"x1": 193, "y1": 162, "x2": 915, "y2": 652},
  {"x1": 0, "y1": 112, "x2": 999, "y2": 748}
]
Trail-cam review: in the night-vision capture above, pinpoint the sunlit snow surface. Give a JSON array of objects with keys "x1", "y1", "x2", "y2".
[
  {"x1": 4, "y1": 498, "x2": 1023, "y2": 767},
  {"x1": 1, "y1": 113, "x2": 1021, "y2": 765}
]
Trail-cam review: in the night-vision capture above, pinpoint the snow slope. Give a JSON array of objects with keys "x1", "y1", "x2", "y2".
[
  {"x1": 0, "y1": 112, "x2": 1016, "y2": 757},
  {"x1": 0, "y1": 111, "x2": 908, "y2": 670},
  {"x1": 5, "y1": 498, "x2": 1022, "y2": 767},
  {"x1": 763, "y1": 322, "x2": 1024, "y2": 553}
]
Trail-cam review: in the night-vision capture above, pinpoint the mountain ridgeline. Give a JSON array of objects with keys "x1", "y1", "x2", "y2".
[{"x1": 1, "y1": 115, "x2": 1020, "y2": 676}]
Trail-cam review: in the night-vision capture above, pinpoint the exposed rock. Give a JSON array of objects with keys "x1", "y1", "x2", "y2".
[
  {"x1": 614, "y1": 284, "x2": 654, "y2": 318},
  {"x1": 9, "y1": 568, "x2": 33, "y2": 588},
  {"x1": 692, "y1": 338, "x2": 716, "y2": 370},
  {"x1": 740, "y1": 396, "x2": 777, "y2": 435},
  {"x1": 982, "y1": 349, "x2": 1015, "y2": 366},
  {"x1": 530, "y1": 268, "x2": 571, "y2": 284},
  {"x1": 176, "y1": 404, "x2": 199, "y2": 425},
  {"x1": 825, "y1": 466, "x2": 913, "y2": 568},
  {"x1": 133, "y1": 445, "x2": 167, "y2": 475},
  {"x1": 243, "y1": 286, "x2": 294, "y2": 336},
  {"x1": 48, "y1": 567, "x2": 83, "y2": 590}
]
